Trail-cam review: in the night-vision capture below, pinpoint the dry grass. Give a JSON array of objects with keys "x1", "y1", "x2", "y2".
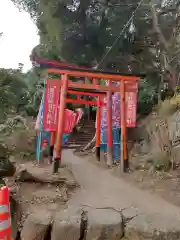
[
  {"x1": 158, "y1": 95, "x2": 180, "y2": 117},
  {"x1": 3, "y1": 117, "x2": 36, "y2": 160},
  {"x1": 150, "y1": 152, "x2": 170, "y2": 171},
  {"x1": 146, "y1": 116, "x2": 175, "y2": 171}
]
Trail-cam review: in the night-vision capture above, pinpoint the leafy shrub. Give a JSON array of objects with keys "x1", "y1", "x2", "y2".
[
  {"x1": 0, "y1": 116, "x2": 28, "y2": 137},
  {"x1": 138, "y1": 78, "x2": 158, "y2": 115}
]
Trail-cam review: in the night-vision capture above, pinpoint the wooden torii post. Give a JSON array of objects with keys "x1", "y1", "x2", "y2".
[{"x1": 46, "y1": 68, "x2": 140, "y2": 173}]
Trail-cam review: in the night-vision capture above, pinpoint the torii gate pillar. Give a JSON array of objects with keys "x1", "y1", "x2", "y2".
[{"x1": 53, "y1": 74, "x2": 68, "y2": 173}]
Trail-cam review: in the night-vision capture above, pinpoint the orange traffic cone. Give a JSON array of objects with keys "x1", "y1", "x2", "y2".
[{"x1": 0, "y1": 186, "x2": 12, "y2": 240}]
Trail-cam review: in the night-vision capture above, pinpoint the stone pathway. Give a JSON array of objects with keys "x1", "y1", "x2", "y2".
[{"x1": 62, "y1": 149, "x2": 180, "y2": 239}]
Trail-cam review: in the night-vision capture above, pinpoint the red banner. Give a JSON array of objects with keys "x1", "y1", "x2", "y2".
[
  {"x1": 43, "y1": 80, "x2": 60, "y2": 131},
  {"x1": 63, "y1": 109, "x2": 77, "y2": 133},
  {"x1": 43, "y1": 80, "x2": 78, "y2": 133},
  {"x1": 125, "y1": 83, "x2": 138, "y2": 128}
]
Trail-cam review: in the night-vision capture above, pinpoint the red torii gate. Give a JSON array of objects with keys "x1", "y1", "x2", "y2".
[
  {"x1": 45, "y1": 67, "x2": 140, "y2": 173},
  {"x1": 44, "y1": 79, "x2": 106, "y2": 166}
]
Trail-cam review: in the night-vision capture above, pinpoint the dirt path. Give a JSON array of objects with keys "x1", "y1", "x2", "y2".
[{"x1": 63, "y1": 149, "x2": 180, "y2": 237}]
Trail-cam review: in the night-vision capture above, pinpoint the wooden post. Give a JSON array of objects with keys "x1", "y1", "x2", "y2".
[
  {"x1": 120, "y1": 80, "x2": 127, "y2": 172},
  {"x1": 107, "y1": 80, "x2": 113, "y2": 167},
  {"x1": 53, "y1": 74, "x2": 68, "y2": 173},
  {"x1": 49, "y1": 131, "x2": 55, "y2": 164},
  {"x1": 96, "y1": 96, "x2": 101, "y2": 161},
  {"x1": 123, "y1": 83, "x2": 128, "y2": 169},
  {"x1": 88, "y1": 97, "x2": 91, "y2": 121}
]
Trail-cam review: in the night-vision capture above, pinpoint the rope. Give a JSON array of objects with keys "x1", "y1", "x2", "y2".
[{"x1": 96, "y1": 0, "x2": 145, "y2": 69}]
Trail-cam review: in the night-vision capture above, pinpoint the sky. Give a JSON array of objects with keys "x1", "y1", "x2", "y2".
[{"x1": 0, "y1": 0, "x2": 39, "y2": 72}]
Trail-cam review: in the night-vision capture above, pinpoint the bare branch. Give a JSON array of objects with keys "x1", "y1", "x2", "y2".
[{"x1": 151, "y1": 5, "x2": 170, "y2": 53}]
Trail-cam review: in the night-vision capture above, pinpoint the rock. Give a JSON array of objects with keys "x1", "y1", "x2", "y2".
[
  {"x1": 15, "y1": 164, "x2": 65, "y2": 184},
  {"x1": 15, "y1": 163, "x2": 78, "y2": 187},
  {"x1": 51, "y1": 207, "x2": 123, "y2": 240},
  {"x1": 125, "y1": 214, "x2": 180, "y2": 240},
  {"x1": 21, "y1": 211, "x2": 52, "y2": 240},
  {"x1": 51, "y1": 207, "x2": 81, "y2": 240},
  {"x1": 86, "y1": 208, "x2": 123, "y2": 240},
  {"x1": 15, "y1": 165, "x2": 36, "y2": 182}
]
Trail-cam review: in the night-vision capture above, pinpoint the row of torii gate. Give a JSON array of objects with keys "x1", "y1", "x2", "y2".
[{"x1": 34, "y1": 56, "x2": 142, "y2": 173}]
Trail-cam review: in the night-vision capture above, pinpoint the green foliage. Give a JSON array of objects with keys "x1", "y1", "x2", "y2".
[
  {"x1": 24, "y1": 69, "x2": 43, "y2": 116},
  {"x1": 138, "y1": 78, "x2": 158, "y2": 115},
  {"x1": 0, "y1": 67, "x2": 38, "y2": 158},
  {"x1": 0, "y1": 68, "x2": 28, "y2": 120},
  {"x1": 11, "y1": 0, "x2": 142, "y2": 67},
  {"x1": 10, "y1": 0, "x2": 180, "y2": 117},
  {"x1": 0, "y1": 66, "x2": 42, "y2": 121}
]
